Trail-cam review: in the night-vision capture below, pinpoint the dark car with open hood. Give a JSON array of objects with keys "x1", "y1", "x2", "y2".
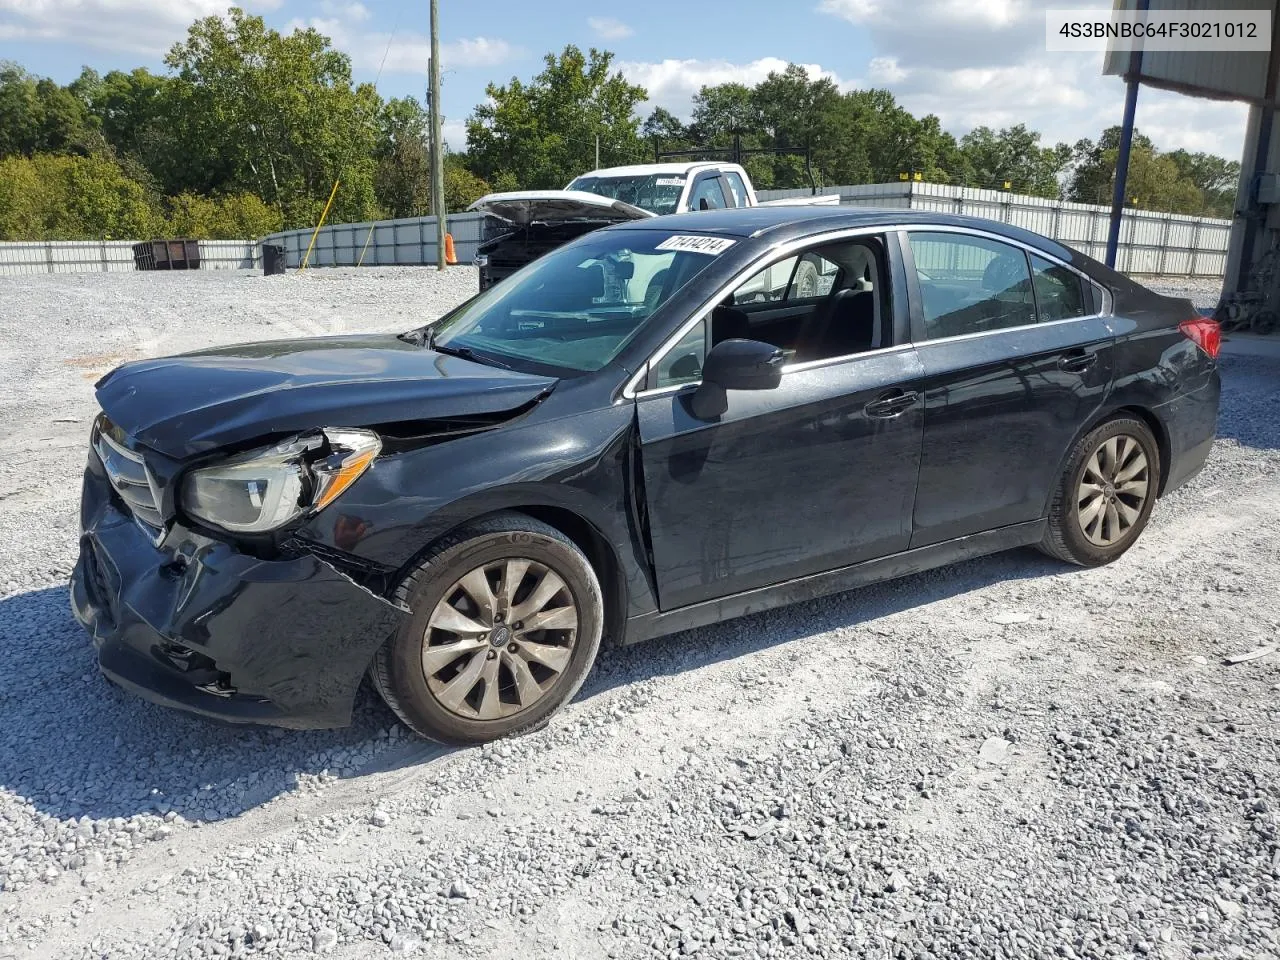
[{"x1": 72, "y1": 206, "x2": 1221, "y2": 744}]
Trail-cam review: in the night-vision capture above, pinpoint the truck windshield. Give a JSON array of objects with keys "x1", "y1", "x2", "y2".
[
  {"x1": 567, "y1": 174, "x2": 686, "y2": 215},
  {"x1": 429, "y1": 230, "x2": 735, "y2": 375}
]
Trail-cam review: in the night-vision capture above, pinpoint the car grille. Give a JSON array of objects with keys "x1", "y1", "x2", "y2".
[{"x1": 93, "y1": 418, "x2": 166, "y2": 544}]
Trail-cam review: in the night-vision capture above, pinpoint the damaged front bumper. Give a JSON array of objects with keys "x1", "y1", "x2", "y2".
[{"x1": 70, "y1": 459, "x2": 407, "y2": 729}]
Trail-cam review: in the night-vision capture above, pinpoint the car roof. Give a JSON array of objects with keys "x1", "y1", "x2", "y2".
[
  {"x1": 607, "y1": 205, "x2": 1081, "y2": 263},
  {"x1": 572, "y1": 162, "x2": 733, "y2": 178}
]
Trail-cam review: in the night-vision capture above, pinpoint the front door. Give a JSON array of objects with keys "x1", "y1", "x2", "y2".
[
  {"x1": 903, "y1": 230, "x2": 1115, "y2": 546},
  {"x1": 634, "y1": 235, "x2": 926, "y2": 611}
]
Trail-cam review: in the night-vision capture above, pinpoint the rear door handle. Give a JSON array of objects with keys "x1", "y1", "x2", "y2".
[
  {"x1": 865, "y1": 390, "x2": 919, "y2": 419},
  {"x1": 1058, "y1": 351, "x2": 1097, "y2": 373}
]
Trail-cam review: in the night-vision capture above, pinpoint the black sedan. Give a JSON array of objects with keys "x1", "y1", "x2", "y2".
[{"x1": 71, "y1": 206, "x2": 1221, "y2": 744}]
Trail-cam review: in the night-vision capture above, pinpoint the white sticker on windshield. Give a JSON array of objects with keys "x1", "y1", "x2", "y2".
[
  {"x1": 654, "y1": 235, "x2": 737, "y2": 256},
  {"x1": 655, "y1": 177, "x2": 686, "y2": 186}
]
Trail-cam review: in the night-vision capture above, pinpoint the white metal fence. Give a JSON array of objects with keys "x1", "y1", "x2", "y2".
[
  {"x1": 260, "y1": 213, "x2": 486, "y2": 269},
  {"x1": 757, "y1": 182, "x2": 1231, "y2": 278},
  {"x1": 0, "y1": 240, "x2": 258, "y2": 277},
  {"x1": 0, "y1": 183, "x2": 1233, "y2": 278}
]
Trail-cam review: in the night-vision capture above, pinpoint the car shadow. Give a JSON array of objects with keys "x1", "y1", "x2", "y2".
[
  {"x1": 0, "y1": 546, "x2": 1072, "y2": 828},
  {"x1": 0, "y1": 584, "x2": 416, "y2": 825},
  {"x1": 581, "y1": 546, "x2": 1070, "y2": 700}
]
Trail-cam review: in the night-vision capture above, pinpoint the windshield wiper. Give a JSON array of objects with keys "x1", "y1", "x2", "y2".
[{"x1": 427, "y1": 328, "x2": 512, "y2": 369}]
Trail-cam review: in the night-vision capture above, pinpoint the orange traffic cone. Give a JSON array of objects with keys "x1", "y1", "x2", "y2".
[{"x1": 444, "y1": 233, "x2": 457, "y2": 265}]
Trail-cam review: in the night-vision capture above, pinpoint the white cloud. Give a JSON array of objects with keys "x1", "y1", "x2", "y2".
[
  {"x1": 443, "y1": 118, "x2": 468, "y2": 152},
  {"x1": 293, "y1": 16, "x2": 517, "y2": 75},
  {"x1": 619, "y1": 57, "x2": 856, "y2": 117},
  {"x1": 318, "y1": 0, "x2": 369, "y2": 22},
  {"x1": 0, "y1": 0, "x2": 279, "y2": 56},
  {"x1": 817, "y1": 0, "x2": 1247, "y2": 158},
  {"x1": 587, "y1": 16, "x2": 632, "y2": 40}
]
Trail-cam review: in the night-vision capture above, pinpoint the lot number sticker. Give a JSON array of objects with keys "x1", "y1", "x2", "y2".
[{"x1": 654, "y1": 235, "x2": 737, "y2": 256}]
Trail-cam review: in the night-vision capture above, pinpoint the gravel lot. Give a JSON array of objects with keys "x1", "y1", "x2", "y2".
[{"x1": 1, "y1": 268, "x2": 1277, "y2": 960}]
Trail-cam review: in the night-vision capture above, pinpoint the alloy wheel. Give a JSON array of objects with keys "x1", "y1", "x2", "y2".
[
  {"x1": 422, "y1": 558, "x2": 578, "y2": 721},
  {"x1": 1076, "y1": 434, "x2": 1150, "y2": 547}
]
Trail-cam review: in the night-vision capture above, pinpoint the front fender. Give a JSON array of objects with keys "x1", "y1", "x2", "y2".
[{"x1": 292, "y1": 403, "x2": 659, "y2": 617}]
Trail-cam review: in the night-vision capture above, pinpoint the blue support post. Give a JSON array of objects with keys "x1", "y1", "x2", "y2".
[{"x1": 1105, "y1": 0, "x2": 1148, "y2": 269}]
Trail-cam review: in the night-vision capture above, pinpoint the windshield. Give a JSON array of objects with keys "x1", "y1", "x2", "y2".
[
  {"x1": 566, "y1": 174, "x2": 686, "y2": 215},
  {"x1": 431, "y1": 230, "x2": 735, "y2": 375}
]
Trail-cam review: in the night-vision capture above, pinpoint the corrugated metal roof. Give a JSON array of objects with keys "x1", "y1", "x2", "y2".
[{"x1": 1103, "y1": 0, "x2": 1273, "y2": 102}]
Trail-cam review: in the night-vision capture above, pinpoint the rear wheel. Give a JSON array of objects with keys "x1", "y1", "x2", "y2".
[
  {"x1": 372, "y1": 513, "x2": 603, "y2": 744},
  {"x1": 1039, "y1": 417, "x2": 1161, "y2": 566}
]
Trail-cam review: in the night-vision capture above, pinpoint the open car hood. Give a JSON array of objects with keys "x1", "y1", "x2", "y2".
[
  {"x1": 468, "y1": 190, "x2": 653, "y2": 225},
  {"x1": 95, "y1": 334, "x2": 557, "y2": 459}
]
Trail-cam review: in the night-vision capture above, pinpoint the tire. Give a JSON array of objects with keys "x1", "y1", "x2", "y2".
[
  {"x1": 793, "y1": 259, "x2": 820, "y2": 299},
  {"x1": 371, "y1": 512, "x2": 603, "y2": 744},
  {"x1": 1039, "y1": 416, "x2": 1162, "y2": 567}
]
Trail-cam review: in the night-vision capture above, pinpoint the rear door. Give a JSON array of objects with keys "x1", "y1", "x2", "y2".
[{"x1": 903, "y1": 228, "x2": 1116, "y2": 547}]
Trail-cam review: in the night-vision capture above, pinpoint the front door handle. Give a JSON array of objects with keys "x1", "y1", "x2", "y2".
[
  {"x1": 865, "y1": 390, "x2": 919, "y2": 419},
  {"x1": 1058, "y1": 350, "x2": 1097, "y2": 373}
]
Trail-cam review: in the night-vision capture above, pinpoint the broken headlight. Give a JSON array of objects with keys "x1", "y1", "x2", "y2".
[{"x1": 180, "y1": 428, "x2": 381, "y2": 534}]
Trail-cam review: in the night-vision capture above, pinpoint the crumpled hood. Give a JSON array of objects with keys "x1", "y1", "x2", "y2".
[
  {"x1": 96, "y1": 334, "x2": 557, "y2": 459},
  {"x1": 468, "y1": 190, "x2": 652, "y2": 225}
]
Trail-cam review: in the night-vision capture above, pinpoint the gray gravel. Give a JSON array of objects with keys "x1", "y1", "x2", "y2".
[
  {"x1": 0, "y1": 268, "x2": 1277, "y2": 960},
  {"x1": 1146, "y1": 276, "x2": 1223, "y2": 312}
]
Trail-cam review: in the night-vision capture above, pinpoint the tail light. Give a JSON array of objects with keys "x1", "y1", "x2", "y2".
[{"x1": 1179, "y1": 317, "x2": 1221, "y2": 359}]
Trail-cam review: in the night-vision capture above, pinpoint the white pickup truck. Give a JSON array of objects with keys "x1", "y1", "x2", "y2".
[{"x1": 470, "y1": 161, "x2": 839, "y2": 289}]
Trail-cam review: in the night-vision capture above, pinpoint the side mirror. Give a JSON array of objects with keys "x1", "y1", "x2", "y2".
[
  {"x1": 698, "y1": 197, "x2": 711, "y2": 211},
  {"x1": 688, "y1": 338, "x2": 785, "y2": 420}
]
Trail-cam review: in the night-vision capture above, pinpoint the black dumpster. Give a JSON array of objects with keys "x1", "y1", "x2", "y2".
[
  {"x1": 262, "y1": 244, "x2": 286, "y2": 276},
  {"x1": 133, "y1": 239, "x2": 201, "y2": 271}
]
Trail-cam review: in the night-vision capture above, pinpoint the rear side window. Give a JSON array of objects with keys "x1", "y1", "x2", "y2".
[
  {"x1": 908, "y1": 232, "x2": 1035, "y2": 340},
  {"x1": 723, "y1": 172, "x2": 749, "y2": 208},
  {"x1": 689, "y1": 176, "x2": 727, "y2": 211},
  {"x1": 1030, "y1": 254, "x2": 1088, "y2": 321}
]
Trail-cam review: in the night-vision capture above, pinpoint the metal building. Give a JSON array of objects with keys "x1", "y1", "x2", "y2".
[{"x1": 1104, "y1": 0, "x2": 1278, "y2": 329}]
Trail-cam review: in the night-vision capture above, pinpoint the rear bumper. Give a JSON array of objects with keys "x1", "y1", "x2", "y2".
[
  {"x1": 1158, "y1": 369, "x2": 1221, "y2": 495},
  {"x1": 70, "y1": 462, "x2": 406, "y2": 729}
]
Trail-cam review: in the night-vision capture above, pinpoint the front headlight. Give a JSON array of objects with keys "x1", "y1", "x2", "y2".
[{"x1": 181, "y1": 428, "x2": 381, "y2": 534}]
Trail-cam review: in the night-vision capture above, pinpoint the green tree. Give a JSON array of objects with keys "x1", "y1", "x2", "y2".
[
  {"x1": 71, "y1": 67, "x2": 174, "y2": 179},
  {"x1": 959, "y1": 124, "x2": 1071, "y2": 197},
  {"x1": 165, "y1": 191, "x2": 283, "y2": 238},
  {"x1": 443, "y1": 154, "x2": 491, "y2": 211},
  {"x1": 161, "y1": 7, "x2": 380, "y2": 226},
  {"x1": 1068, "y1": 127, "x2": 1220, "y2": 215},
  {"x1": 1165, "y1": 148, "x2": 1239, "y2": 217},
  {"x1": 0, "y1": 62, "x2": 101, "y2": 157},
  {"x1": 374, "y1": 96, "x2": 431, "y2": 219},
  {"x1": 466, "y1": 45, "x2": 648, "y2": 189},
  {"x1": 0, "y1": 153, "x2": 162, "y2": 240},
  {"x1": 641, "y1": 107, "x2": 690, "y2": 154}
]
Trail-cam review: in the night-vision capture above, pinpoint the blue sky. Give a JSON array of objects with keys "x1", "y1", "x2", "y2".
[{"x1": 0, "y1": 0, "x2": 1249, "y2": 162}]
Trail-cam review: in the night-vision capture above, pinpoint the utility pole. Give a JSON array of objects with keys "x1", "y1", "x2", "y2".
[
  {"x1": 429, "y1": 0, "x2": 446, "y2": 271},
  {"x1": 595, "y1": 133, "x2": 600, "y2": 170}
]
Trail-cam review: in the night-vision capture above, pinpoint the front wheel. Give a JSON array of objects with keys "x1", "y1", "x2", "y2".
[
  {"x1": 1039, "y1": 416, "x2": 1161, "y2": 566},
  {"x1": 372, "y1": 513, "x2": 603, "y2": 744}
]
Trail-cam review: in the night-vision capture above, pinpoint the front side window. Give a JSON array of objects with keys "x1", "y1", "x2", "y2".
[
  {"x1": 652, "y1": 319, "x2": 707, "y2": 388},
  {"x1": 1030, "y1": 254, "x2": 1087, "y2": 321},
  {"x1": 908, "y1": 232, "x2": 1035, "y2": 340},
  {"x1": 431, "y1": 231, "x2": 731, "y2": 375},
  {"x1": 648, "y1": 238, "x2": 888, "y2": 388}
]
